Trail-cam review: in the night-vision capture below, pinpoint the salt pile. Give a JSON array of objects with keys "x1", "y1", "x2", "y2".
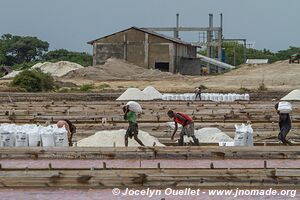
[
  {"x1": 2, "y1": 70, "x2": 21, "y2": 79},
  {"x1": 77, "y1": 129, "x2": 164, "y2": 147},
  {"x1": 31, "y1": 61, "x2": 84, "y2": 77},
  {"x1": 116, "y1": 88, "x2": 152, "y2": 101},
  {"x1": 143, "y1": 86, "x2": 162, "y2": 100},
  {"x1": 184, "y1": 128, "x2": 233, "y2": 143},
  {"x1": 281, "y1": 89, "x2": 300, "y2": 101},
  {"x1": 2, "y1": 61, "x2": 84, "y2": 79}
]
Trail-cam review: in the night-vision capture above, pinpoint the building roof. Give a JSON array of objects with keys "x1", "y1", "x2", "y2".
[
  {"x1": 87, "y1": 26, "x2": 192, "y2": 46},
  {"x1": 246, "y1": 59, "x2": 269, "y2": 64}
]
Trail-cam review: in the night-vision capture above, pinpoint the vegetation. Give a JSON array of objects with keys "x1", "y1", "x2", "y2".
[
  {"x1": 98, "y1": 83, "x2": 111, "y2": 89},
  {"x1": 43, "y1": 49, "x2": 92, "y2": 67},
  {"x1": 0, "y1": 34, "x2": 49, "y2": 66},
  {"x1": 79, "y1": 84, "x2": 95, "y2": 92},
  {"x1": 10, "y1": 69, "x2": 54, "y2": 92},
  {"x1": 258, "y1": 82, "x2": 268, "y2": 91},
  {"x1": 239, "y1": 86, "x2": 251, "y2": 92},
  {"x1": 0, "y1": 34, "x2": 92, "y2": 69},
  {"x1": 199, "y1": 42, "x2": 300, "y2": 66}
]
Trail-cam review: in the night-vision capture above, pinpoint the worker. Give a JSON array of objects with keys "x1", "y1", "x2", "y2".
[
  {"x1": 194, "y1": 87, "x2": 202, "y2": 100},
  {"x1": 275, "y1": 103, "x2": 292, "y2": 145},
  {"x1": 57, "y1": 119, "x2": 76, "y2": 146},
  {"x1": 123, "y1": 105, "x2": 144, "y2": 147},
  {"x1": 167, "y1": 110, "x2": 199, "y2": 146}
]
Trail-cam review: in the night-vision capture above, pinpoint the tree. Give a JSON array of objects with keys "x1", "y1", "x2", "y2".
[
  {"x1": 10, "y1": 69, "x2": 54, "y2": 92},
  {"x1": 276, "y1": 46, "x2": 300, "y2": 60},
  {"x1": 43, "y1": 49, "x2": 92, "y2": 66},
  {"x1": 0, "y1": 34, "x2": 49, "y2": 66}
]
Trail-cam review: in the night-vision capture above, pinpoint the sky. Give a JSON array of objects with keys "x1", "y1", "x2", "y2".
[{"x1": 0, "y1": 0, "x2": 299, "y2": 53}]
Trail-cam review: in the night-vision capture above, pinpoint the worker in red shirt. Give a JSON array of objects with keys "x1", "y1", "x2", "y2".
[{"x1": 167, "y1": 110, "x2": 199, "y2": 146}]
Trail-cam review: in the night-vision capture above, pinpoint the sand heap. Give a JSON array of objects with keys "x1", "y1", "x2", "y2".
[
  {"x1": 116, "y1": 88, "x2": 152, "y2": 101},
  {"x1": 31, "y1": 61, "x2": 84, "y2": 77},
  {"x1": 63, "y1": 58, "x2": 182, "y2": 81},
  {"x1": 143, "y1": 86, "x2": 162, "y2": 100},
  {"x1": 77, "y1": 129, "x2": 164, "y2": 147},
  {"x1": 281, "y1": 89, "x2": 300, "y2": 101}
]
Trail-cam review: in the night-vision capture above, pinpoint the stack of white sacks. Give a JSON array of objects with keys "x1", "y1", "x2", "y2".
[
  {"x1": 0, "y1": 124, "x2": 69, "y2": 147},
  {"x1": 233, "y1": 124, "x2": 254, "y2": 146},
  {"x1": 162, "y1": 93, "x2": 250, "y2": 102}
]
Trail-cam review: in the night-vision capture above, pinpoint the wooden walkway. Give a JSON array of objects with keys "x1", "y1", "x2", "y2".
[
  {"x1": 0, "y1": 167, "x2": 299, "y2": 188},
  {"x1": 0, "y1": 146, "x2": 299, "y2": 160}
]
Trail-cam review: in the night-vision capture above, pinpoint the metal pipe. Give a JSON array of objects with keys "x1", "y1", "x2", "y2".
[{"x1": 175, "y1": 13, "x2": 179, "y2": 38}]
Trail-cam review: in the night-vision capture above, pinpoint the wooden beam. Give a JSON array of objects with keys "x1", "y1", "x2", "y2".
[
  {"x1": 0, "y1": 167, "x2": 299, "y2": 188},
  {"x1": 0, "y1": 146, "x2": 299, "y2": 160}
]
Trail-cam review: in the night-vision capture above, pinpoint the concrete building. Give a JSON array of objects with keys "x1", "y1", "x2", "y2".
[{"x1": 87, "y1": 27, "x2": 200, "y2": 74}]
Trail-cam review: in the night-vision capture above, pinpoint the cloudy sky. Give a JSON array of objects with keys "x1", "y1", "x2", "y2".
[{"x1": 1, "y1": 0, "x2": 299, "y2": 53}]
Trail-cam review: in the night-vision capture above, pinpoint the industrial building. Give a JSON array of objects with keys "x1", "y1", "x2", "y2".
[{"x1": 88, "y1": 27, "x2": 202, "y2": 75}]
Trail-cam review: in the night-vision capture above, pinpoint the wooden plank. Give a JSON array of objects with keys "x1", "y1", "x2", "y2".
[
  {"x1": 276, "y1": 169, "x2": 300, "y2": 177},
  {"x1": 0, "y1": 168, "x2": 298, "y2": 188},
  {"x1": 0, "y1": 146, "x2": 300, "y2": 160}
]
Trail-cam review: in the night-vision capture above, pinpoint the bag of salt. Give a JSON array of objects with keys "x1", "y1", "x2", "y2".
[
  {"x1": 41, "y1": 128, "x2": 55, "y2": 147},
  {"x1": 278, "y1": 101, "x2": 292, "y2": 114},
  {"x1": 126, "y1": 101, "x2": 143, "y2": 113},
  {"x1": 53, "y1": 126, "x2": 69, "y2": 147},
  {"x1": 234, "y1": 124, "x2": 253, "y2": 146},
  {"x1": 0, "y1": 131, "x2": 14, "y2": 147},
  {"x1": 14, "y1": 132, "x2": 28, "y2": 147}
]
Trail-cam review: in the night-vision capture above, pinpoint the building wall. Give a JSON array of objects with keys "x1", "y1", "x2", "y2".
[
  {"x1": 92, "y1": 28, "x2": 196, "y2": 74},
  {"x1": 179, "y1": 58, "x2": 203, "y2": 75}
]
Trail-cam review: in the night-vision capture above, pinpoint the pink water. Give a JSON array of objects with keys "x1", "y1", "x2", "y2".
[{"x1": 0, "y1": 159, "x2": 299, "y2": 168}]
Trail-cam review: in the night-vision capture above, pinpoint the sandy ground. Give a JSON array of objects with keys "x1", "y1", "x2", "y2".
[
  {"x1": 61, "y1": 60, "x2": 300, "y2": 92},
  {"x1": 1, "y1": 59, "x2": 300, "y2": 93}
]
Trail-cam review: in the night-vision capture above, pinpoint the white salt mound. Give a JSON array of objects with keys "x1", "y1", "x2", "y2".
[
  {"x1": 143, "y1": 86, "x2": 162, "y2": 99},
  {"x1": 2, "y1": 61, "x2": 84, "y2": 79},
  {"x1": 184, "y1": 127, "x2": 233, "y2": 143},
  {"x1": 77, "y1": 129, "x2": 164, "y2": 147},
  {"x1": 2, "y1": 70, "x2": 22, "y2": 79},
  {"x1": 281, "y1": 89, "x2": 300, "y2": 101},
  {"x1": 32, "y1": 61, "x2": 84, "y2": 77},
  {"x1": 116, "y1": 88, "x2": 152, "y2": 101}
]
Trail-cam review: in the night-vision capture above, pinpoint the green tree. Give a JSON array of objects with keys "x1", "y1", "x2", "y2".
[
  {"x1": 222, "y1": 42, "x2": 245, "y2": 66},
  {"x1": 275, "y1": 46, "x2": 300, "y2": 60},
  {"x1": 0, "y1": 34, "x2": 49, "y2": 66},
  {"x1": 10, "y1": 69, "x2": 54, "y2": 92},
  {"x1": 43, "y1": 49, "x2": 92, "y2": 66}
]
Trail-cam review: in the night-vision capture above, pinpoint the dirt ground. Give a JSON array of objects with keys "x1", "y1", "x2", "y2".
[
  {"x1": 1, "y1": 59, "x2": 300, "y2": 93},
  {"x1": 60, "y1": 60, "x2": 300, "y2": 93}
]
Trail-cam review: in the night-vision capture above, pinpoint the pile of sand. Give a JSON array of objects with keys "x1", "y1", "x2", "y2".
[
  {"x1": 63, "y1": 58, "x2": 183, "y2": 81},
  {"x1": 77, "y1": 129, "x2": 164, "y2": 147},
  {"x1": 281, "y1": 89, "x2": 300, "y2": 101},
  {"x1": 31, "y1": 61, "x2": 84, "y2": 77},
  {"x1": 199, "y1": 60, "x2": 300, "y2": 90},
  {"x1": 116, "y1": 88, "x2": 152, "y2": 101}
]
